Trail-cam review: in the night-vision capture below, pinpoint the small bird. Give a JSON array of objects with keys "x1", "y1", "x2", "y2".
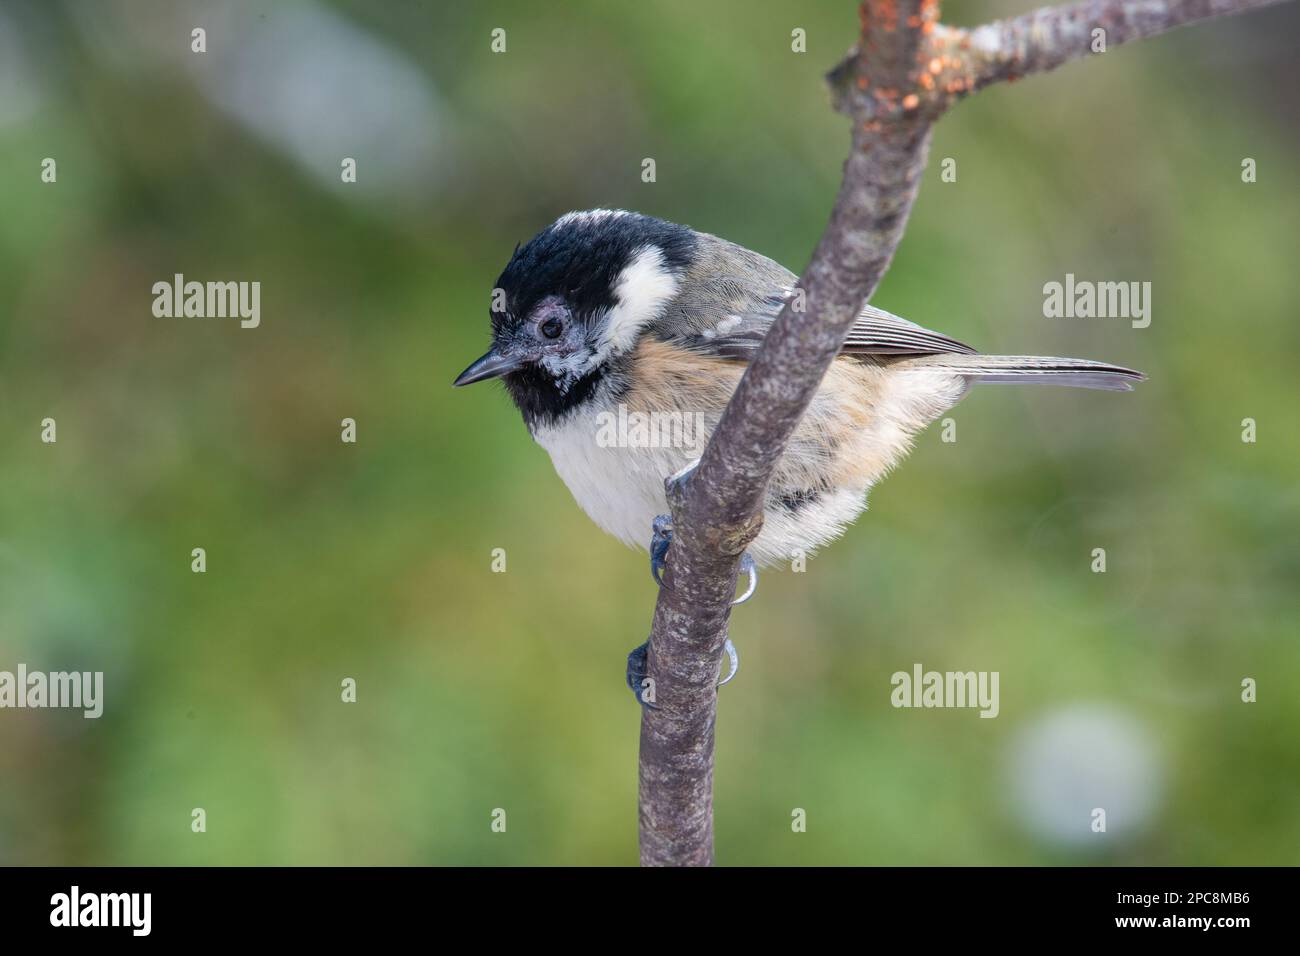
[{"x1": 455, "y1": 210, "x2": 1143, "y2": 687}]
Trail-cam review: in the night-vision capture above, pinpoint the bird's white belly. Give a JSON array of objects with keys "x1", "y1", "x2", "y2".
[{"x1": 532, "y1": 406, "x2": 695, "y2": 553}]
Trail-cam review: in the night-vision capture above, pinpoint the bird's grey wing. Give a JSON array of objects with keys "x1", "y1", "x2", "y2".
[
  {"x1": 840, "y1": 303, "x2": 976, "y2": 355},
  {"x1": 678, "y1": 298, "x2": 976, "y2": 359}
]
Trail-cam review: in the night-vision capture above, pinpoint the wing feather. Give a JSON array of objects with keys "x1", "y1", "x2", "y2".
[
  {"x1": 839, "y1": 303, "x2": 976, "y2": 355},
  {"x1": 677, "y1": 300, "x2": 975, "y2": 358}
]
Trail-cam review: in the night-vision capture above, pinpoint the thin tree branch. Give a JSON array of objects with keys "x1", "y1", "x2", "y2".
[
  {"x1": 912, "y1": 0, "x2": 1289, "y2": 115},
  {"x1": 637, "y1": 0, "x2": 1285, "y2": 867}
]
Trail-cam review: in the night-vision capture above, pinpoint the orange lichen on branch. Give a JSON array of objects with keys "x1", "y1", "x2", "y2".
[
  {"x1": 844, "y1": 1, "x2": 994, "y2": 122},
  {"x1": 861, "y1": 0, "x2": 901, "y2": 34}
]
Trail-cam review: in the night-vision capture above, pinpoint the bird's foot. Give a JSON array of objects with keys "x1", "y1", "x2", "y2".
[
  {"x1": 626, "y1": 641, "x2": 655, "y2": 708},
  {"x1": 626, "y1": 637, "x2": 740, "y2": 705},
  {"x1": 649, "y1": 515, "x2": 759, "y2": 607}
]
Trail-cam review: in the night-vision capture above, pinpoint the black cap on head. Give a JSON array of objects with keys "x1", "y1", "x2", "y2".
[{"x1": 492, "y1": 210, "x2": 696, "y2": 334}]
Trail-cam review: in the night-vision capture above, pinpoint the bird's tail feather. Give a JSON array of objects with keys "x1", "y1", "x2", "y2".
[{"x1": 892, "y1": 354, "x2": 1146, "y2": 392}]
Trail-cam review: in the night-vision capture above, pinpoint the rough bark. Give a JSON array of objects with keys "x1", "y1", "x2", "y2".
[{"x1": 637, "y1": 0, "x2": 1288, "y2": 867}]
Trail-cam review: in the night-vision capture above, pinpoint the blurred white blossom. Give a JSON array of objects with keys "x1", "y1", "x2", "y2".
[{"x1": 1008, "y1": 704, "x2": 1165, "y2": 846}]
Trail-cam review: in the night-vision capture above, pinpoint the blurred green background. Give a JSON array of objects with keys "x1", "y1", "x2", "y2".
[{"x1": 1, "y1": 0, "x2": 1297, "y2": 866}]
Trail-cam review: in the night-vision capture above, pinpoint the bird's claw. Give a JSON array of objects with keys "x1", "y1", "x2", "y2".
[
  {"x1": 733, "y1": 553, "x2": 758, "y2": 606},
  {"x1": 718, "y1": 637, "x2": 739, "y2": 686}
]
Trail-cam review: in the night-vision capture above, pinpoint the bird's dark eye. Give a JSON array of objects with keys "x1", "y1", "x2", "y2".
[{"x1": 540, "y1": 316, "x2": 563, "y2": 339}]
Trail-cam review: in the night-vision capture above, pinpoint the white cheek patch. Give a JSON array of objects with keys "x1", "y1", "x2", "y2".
[{"x1": 600, "y1": 245, "x2": 680, "y2": 356}]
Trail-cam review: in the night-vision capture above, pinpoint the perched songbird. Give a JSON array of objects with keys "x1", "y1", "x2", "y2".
[{"x1": 454, "y1": 210, "x2": 1143, "y2": 685}]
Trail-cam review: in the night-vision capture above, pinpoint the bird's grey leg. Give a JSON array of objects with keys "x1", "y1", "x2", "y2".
[
  {"x1": 649, "y1": 514, "x2": 674, "y2": 589},
  {"x1": 647, "y1": 458, "x2": 699, "y2": 589}
]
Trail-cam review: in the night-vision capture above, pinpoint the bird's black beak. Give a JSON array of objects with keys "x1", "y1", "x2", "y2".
[{"x1": 453, "y1": 348, "x2": 524, "y2": 386}]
